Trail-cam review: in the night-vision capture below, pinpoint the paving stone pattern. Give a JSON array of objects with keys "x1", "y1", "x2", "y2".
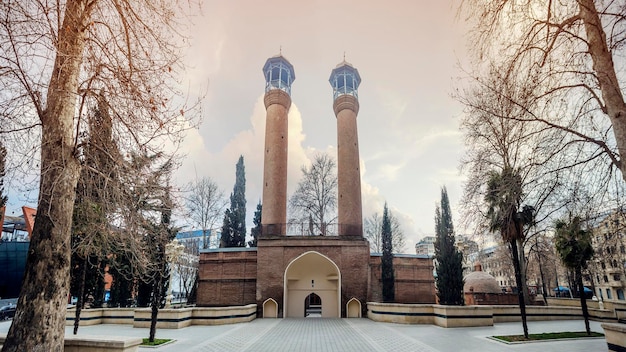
[{"x1": 193, "y1": 318, "x2": 436, "y2": 352}]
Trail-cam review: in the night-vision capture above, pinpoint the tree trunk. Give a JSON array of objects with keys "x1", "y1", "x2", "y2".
[
  {"x1": 579, "y1": 0, "x2": 626, "y2": 178},
  {"x1": 1, "y1": 2, "x2": 91, "y2": 351},
  {"x1": 149, "y1": 272, "x2": 163, "y2": 343},
  {"x1": 73, "y1": 257, "x2": 87, "y2": 335},
  {"x1": 576, "y1": 267, "x2": 591, "y2": 335},
  {"x1": 149, "y1": 246, "x2": 166, "y2": 343},
  {"x1": 517, "y1": 237, "x2": 530, "y2": 305},
  {"x1": 536, "y1": 243, "x2": 548, "y2": 305},
  {"x1": 510, "y1": 238, "x2": 529, "y2": 338}
]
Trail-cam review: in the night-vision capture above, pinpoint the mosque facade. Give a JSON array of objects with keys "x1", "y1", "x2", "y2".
[{"x1": 197, "y1": 55, "x2": 436, "y2": 318}]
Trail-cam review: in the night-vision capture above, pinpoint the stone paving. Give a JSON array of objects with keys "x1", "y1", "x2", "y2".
[{"x1": 0, "y1": 317, "x2": 611, "y2": 351}]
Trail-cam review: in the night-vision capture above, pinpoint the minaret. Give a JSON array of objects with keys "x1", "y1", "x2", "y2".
[
  {"x1": 261, "y1": 55, "x2": 295, "y2": 236},
  {"x1": 330, "y1": 60, "x2": 363, "y2": 237}
]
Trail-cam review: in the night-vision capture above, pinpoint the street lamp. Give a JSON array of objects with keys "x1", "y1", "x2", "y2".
[{"x1": 165, "y1": 238, "x2": 185, "y2": 308}]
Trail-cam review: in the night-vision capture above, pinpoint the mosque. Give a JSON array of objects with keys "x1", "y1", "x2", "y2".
[{"x1": 197, "y1": 55, "x2": 436, "y2": 318}]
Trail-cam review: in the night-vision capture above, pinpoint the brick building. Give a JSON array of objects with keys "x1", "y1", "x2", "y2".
[{"x1": 197, "y1": 55, "x2": 436, "y2": 318}]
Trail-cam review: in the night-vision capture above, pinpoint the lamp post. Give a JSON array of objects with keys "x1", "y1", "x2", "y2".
[{"x1": 165, "y1": 239, "x2": 184, "y2": 308}]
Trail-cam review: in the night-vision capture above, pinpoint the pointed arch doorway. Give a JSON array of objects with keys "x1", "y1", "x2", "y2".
[{"x1": 284, "y1": 251, "x2": 341, "y2": 318}]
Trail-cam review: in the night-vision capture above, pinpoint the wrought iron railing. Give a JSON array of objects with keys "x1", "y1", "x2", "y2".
[{"x1": 261, "y1": 223, "x2": 363, "y2": 237}]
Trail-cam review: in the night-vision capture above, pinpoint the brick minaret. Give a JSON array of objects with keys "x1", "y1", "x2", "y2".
[
  {"x1": 330, "y1": 61, "x2": 363, "y2": 237},
  {"x1": 261, "y1": 55, "x2": 295, "y2": 235}
]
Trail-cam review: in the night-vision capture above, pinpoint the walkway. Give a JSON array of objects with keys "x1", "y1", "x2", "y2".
[{"x1": 0, "y1": 318, "x2": 609, "y2": 351}]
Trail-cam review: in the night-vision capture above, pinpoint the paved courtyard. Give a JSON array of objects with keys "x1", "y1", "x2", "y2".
[{"x1": 0, "y1": 318, "x2": 609, "y2": 351}]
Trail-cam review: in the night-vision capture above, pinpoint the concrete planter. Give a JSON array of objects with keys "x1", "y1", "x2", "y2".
[
  {"x1": 433, "y1": 305, "x2": 493, "y2": 328},
  {"x1": 133, "y1": 308, "x2": 193, "y2": 329},
  {"x1": 614, "y1": 301, "x2": 626, "y2": 322},
  {"x1": 66, "y1": 308, "x2": 103, "y2": 326},
  {"x1": 367, "y1": 302, "x2": 434, "y2": 324},
  {"x1": 0, "y1": 335, "x2": 142, "y2": 352},
  {"x1": 602, "y1": 323, "x2": 626, "y2": 352},
  {"x1": 192, "y1": 304, "x2": 257, "y2": 325},
  {"x1": 102, "y1": 308, "x2": 135, "y2": 325}
]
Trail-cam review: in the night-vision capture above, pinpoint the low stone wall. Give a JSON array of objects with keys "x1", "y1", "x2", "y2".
[
  {"x1": 433, "y1": 305, "x2": 493, "y2": 327},
  {"x1": 614, "y1": 301, "x2": 626, "y2": 322},
  {"x1": 546, "y1": 297, "x2": 605, "y2": 309},
  {"x1": 368, "y1": 302, "x2": 618, "y2": 327},
  {"x1": 367, "y1": 302, "x2": 434, "y2": 324},
  {"x1": 0, "y1": 335, "x2": 142, "y2": 352},
  {"x1": 133, "y1": 308, "x2": 194, "y2": 329},
  {"x1": 102, "y1": 308, "x2": 135, "y2": 325},
  {"x1": 192, "y1": 304, "x2": 257, "y2": 325},
  {"x1": 66, "y1": 304, "x2": 257, "y2": 329},
  {"x1": 66, "y1": 308, "x2": 104, "y2": 326},
  {"x1": 602, "y1": 323, "x2": 626, "y2": 352},
  {"x1": 367, "y1": 303, "x2": 494, "y2": 327}
]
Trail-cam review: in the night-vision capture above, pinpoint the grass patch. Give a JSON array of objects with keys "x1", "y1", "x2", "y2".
[
  {"x1": 141, "y1": 338, "x2": 172, "y2": 346},
  {"x1": 493, "y1": 331, "x2": 604, "y2": 343}
]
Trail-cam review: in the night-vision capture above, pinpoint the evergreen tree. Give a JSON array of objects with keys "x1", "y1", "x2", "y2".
[
  {"x1": 221, "y1": 156, "x2": 246, "y2": 247},
  {"x1": 381, "y1": 203, "x2": 395, "y2": 302},
  {"x1": 555, "y1": 217, "x2": 594, "y2": 335},
  {"x1": 248, "y1": 201, "x2": 262, "y2": 247},
  {"x1": 434, "y1": 186, "x2": 464, "y2": 305}
]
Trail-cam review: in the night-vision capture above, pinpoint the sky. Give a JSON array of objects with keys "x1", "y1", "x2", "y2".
[
  {"x1": 4, "y1": 0, "x2": 472, "y2": 254},
  {"x1": 173, "y1": 0, "x2": 470, "y2": 253}
]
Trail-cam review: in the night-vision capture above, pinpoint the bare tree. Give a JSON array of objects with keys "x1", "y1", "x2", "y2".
[
  {"x1": 175, "y1": 252, "x2": 198, "y2": 301},
  {"x1": 0, "y1": 1, "x2": 199, "y2": 350},
  {"x1": 460, "y1": 0, "x2": 626, "y2": 181},
  {"x1": 364, "y1": 211, "x2": 406, "y2": 253},
  {"x1": 185, "y1": 177, "x2": 226, "y2": 249},
  {"x1": 289, "y1": 153, "x2": 337, "y2": 235}
]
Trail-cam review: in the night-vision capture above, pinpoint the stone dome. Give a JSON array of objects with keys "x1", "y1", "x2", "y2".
[{"x1": 463, "y1": 262, "x2": 501, "y2": 294}]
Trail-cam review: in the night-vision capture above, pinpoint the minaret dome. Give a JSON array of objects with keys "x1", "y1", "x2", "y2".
[
  {"x1": 329, "y1": 61, "x2": 361, "y2": 100},
  {"x1": 263, "y1": 55, "x2": 296, "y2": 95}
]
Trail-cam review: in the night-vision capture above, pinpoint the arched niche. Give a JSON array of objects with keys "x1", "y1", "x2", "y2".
[
  {"x1": 263, "y1": 298, "x2": 278, "y2": 318},
  {"x1": 346, "y1": 298, "x2": 361, "y2": 318}
]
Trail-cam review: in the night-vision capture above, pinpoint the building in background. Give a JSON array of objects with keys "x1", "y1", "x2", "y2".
[
  {"x1": 415, "y1": 236, "x2": 436, "y2": 257},
  {"x1": 587, "y1": 210, "x2": 626, "y2": 301},
  {"x1": 0, "y1": 206, "x2": 34, "y2": 299}
]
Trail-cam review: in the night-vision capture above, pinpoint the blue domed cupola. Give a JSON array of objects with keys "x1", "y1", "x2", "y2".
[
  {"x1": 263, "y1": 55, "x2": 296, "y2": 95},
  {"x1": 329, "y1": 61, "x2": 361, "y2": 100}
]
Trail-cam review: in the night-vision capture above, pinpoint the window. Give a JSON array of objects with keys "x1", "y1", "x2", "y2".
[
  {"x1": 271, "y1": 67, "x2": 280, "y2": 81},
  {"x1": 604, "y1": 275, "x2": 609, "y2": 283},
  {"x1": 618, "y1": 289, "x2": 625, "y2": 300},
  {"x1": 621, "y1": 245, "x2": 625, "y2": 254},
  {"x1": 280, "y1": 68, "x2": 289, "y2": 85},
  {"x1": 345, "y1": 75, "x2": 354, "y2": 89},
  {"x1": 601, "y1": 262, "x2": 606, "y2": 269},
  {"x1": 337, "y1": 75, "x2": 345, "y2": 89},
  {"x1": 606, "y1": 288, "x2": 612, "y2": 299},
  {"x1": 614, "y1": 274, "x2": 621, "y2": 281}
]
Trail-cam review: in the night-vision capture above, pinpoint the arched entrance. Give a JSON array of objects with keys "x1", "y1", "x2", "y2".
[
  {"x1": 304, "y1": 293, "x2": 322, "y2": 317},
  {"x1": 284, "y1": 251, "x2": 341, "y2": 318}
]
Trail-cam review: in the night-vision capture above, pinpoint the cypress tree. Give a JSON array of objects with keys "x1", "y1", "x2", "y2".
[
  {"x1": 381, "y1": 203, "x2": 395, "y2": 302},
  {"x1": 221, "y1": 156, "x2": 247, "y2": 247},
  {"x1": 434, "y1": 186, "x2": 464, "y2": 305},
  {"x1": 248, "y1": 201, "x2": 262, "y2": 247}
]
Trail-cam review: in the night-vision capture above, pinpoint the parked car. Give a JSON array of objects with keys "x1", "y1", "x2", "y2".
[{"x1": 0, "y1": 305, "x2": 16, "y2": 320}]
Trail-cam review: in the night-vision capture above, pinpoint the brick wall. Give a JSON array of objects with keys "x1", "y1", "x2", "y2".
[
  {"x1": 369, "y1": 255, "x2": 436, "y2": 304},
  {"x1": 197, "y1": 249, "x2": 257, "y2": 306}
]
